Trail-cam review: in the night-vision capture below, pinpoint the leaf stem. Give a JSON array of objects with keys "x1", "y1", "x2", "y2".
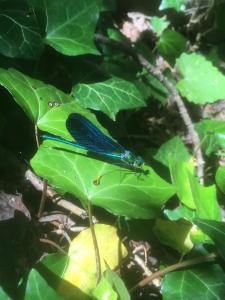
[
  {"x1": 129, "y1": 252, "x2": 217, "y2": 292},
  {"x1": 87, "y1": 201, "x2": 102, "y2": 284}
]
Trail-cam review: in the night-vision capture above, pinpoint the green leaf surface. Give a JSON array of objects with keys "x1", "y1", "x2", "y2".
[
  {"x1": 168, "y1": 156, "x2": 221, "y2": 220},
  {"x1": 73, "y1": 77, "x2": 146, "y2": 120},
  {"x1": 25, "y1": 269, "x2": 64, "y2": 300},
  {"x1": 154, "y1": 136, "x2": 191, "y2": 167},
  {"x1": 104, "y1": 269, "x2": 130, "y2": 300},
  {"x1": 159, "y1": 0, "x2": 188, "y2": 11},
  {"x1": 164, "y1": 205, "x2": 196, "y2": 222},
  {"x1": 189, "y1": 225, "x2": 211, "y2": 245},
  {"x1": 151, "y1": 16, "x2": 170, "y2": 36},
  {"x1": 0, "y1": 3, "x2": 43, "y2": 59},
  {"x1": 41, "y1": 254, "x2": 88, "y2": 299},
  {"x1": 169, "y1": 160, "x2": 195, "y2": 208},
  {"x1": 31, "y1": 106, "x2": 175, "y2": 219},
  {"x1": 196, "y1": 119, "x2": 225, "y2": 155},
  {"x1": 187, "y1": 173, "x2": 221, "y2": 221},
  {"x1": 162, "y1": 264, "x2": 225, "y2": 300},
  {"x1": 31, "y1": 143, "x2": 174, "y2": 218},
  {"x1": 92, "y1": 277, "x2": 117, "y2": 300},
  {"x1": 194, "y1": 219, "x2": 225, "y2": 261},
  {"x1": 156, "y1": 30, "x2": 186, "y2": 64},
  {"x1": 0, "y1": 68, "x2": 75, "y2": 123},
  {"x1": 176, "y1": 53, "x2": 225, "y2": 104},
  {"x1": 41, "y1": 253, "x2": 69, "y2": 278},
  {"x1": 62, "y1": 224, "x2": 127, "y2": 295},
  {"x1": 216, "y1": 166, "x2": 225, "y2": 194},
  {"x1": 42, "y1": 0, "x2": 102, "y2": 56},
  {"x1": 154, "y1": 219, "x2": 193, "y2": 254},
  {"x1": 0, "y1": 288, "x2": 13, "y2": 300}
]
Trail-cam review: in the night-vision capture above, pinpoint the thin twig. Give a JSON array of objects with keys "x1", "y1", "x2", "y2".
[
  {"x1": 25, "y1": 169, "x2": 90, "y2": 220},
  {"x1": 39, "y1": 238, "x2": 67, "y2": 254},
  {"x1": 87, "y1": 201, "x2": 102, "y2": 284},
  {"x1": 94, "y1": 34, "x2": 205, "y2": 184},
  {"x1": 129, "y1": 252, "x2": 217, "y2": 293},
  {"x1": 136, "y1": 54, "x2": 205, "y2": 183},
  {"x1": 37, "y1": 179, "x2": 48, "y2": 218}
]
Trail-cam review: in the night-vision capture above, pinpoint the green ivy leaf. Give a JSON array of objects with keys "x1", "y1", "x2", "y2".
[
  {"x1": 194, "y1": 219, "x2": 225, "y2": 261},
  {"x1": 169, "y1": 160, "x2": 195, "y2": 209},
  {"x1": 37, "y1": 0, "x2": 102, "y2": 56},
  {"x1": 159, "y1": 0, "x2": 188, "y2": 12},
  {"x1": 31, "y1": 106, "x2": 175, "y2": 219},
  {"x1": 41, "y1": 254, "x2": 88, "y2": 299},
  {"x1": 41, "y1": 254, "x2": 69, "y2": 278},
  {"x1": 31, "y1": 144, "x2": 174, "y2": 219},
  {"x1": 168, "y1": 158, "x2": 220, "y2": 219},
  {"x1": 196, "y1": 119, "x2": 225, "y2": 155},
  {"x1": 187, "y1": 174, "x2": 221, "y2": 221},
  {"x1": 0, "y1": 68, "x2": 77, "y2": 123},
  {"x1": 162, "y1": 264, "x2": 225, "y2": 300},
  {"x1": 215, "y1": 166, "x2": 225, "y2": 194},
  {"x1": 73, "y1": 77, "x2": 146, "y2": 120},
  {"x1": 92, "y1": 277, "x2": 117, "y2": 300},
  {"x1": 154, "y1": 219, "x2": 193, "y2": 254},
  {"x1": 154, "y1": 136, "x2": 191, "y2": 167},
  {"x1": 156, "y1": 30, "x2": 186, "y2": 64},
  {"x1": 103, "y1": 269, "x2": 130, "y2": 300},
  {"x1": 25, "y1": 269, "x2": 64, "y2": 300},
  {"x1": 176, "y1": 53, "x2": 225, "y2": 104},
  {"x1": 0, "y1": 2, "x2": 43, "y2": 59},
  {"x1": 151, "y1": 16, "x2": 170, "y2": 36},
  {"x1": 164, "y1": 205, "x2": 196, "y2": 222}
]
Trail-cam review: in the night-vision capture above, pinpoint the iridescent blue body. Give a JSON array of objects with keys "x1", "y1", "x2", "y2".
[{"x1": 42, "y1": 113, "x2": 144, "y2": 168}]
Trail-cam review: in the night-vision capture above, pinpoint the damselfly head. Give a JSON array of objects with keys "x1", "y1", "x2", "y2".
[
  {"x1": 121, "y1": 151, "x2": 144, "y2": 168},
  {"x1": 134, "y1": 156, "x2": 144, "y2": 168}
]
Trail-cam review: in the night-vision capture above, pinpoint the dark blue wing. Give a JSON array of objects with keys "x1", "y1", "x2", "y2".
[{"x1": 66, "y1": 113, "x2": 125, "y2": 155}]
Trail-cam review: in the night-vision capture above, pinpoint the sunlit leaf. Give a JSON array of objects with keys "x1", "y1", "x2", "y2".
[
  {"x1": 151, "y1": 16, "x2": 170, "y2": 36},
  {"x1": 154, "y1": 136, "x2": 191, "y2": 167},
  {"x1": 164, "y1": 205, "x2": 196, "y2": 222},
  {"x1": 103, "y1": 269, "x2": 130, "y2": 300},
  {"x1": 73, "y1": 77, "x2": 146, "y2": 120},
  {"x1": 195, "y1": 119, "x2": 225, "y2": 155},
  {"x1": 92, "y1": 277, "x2": 117, "y2": 300},
  {"x1": 154, "y1": 219, "x2": 193, "y2": 254},
  {"x1": 216, "y1": 166, "x2": 225, "y2": 194},
  {"x1": 61, "y1": 224, "x2": 128, "y2": 294},
  {"x1": 25, "y1": 269, "x2": 64, "y2": 300},
  {"x1": 169, "y1": 160, "x2": 195, "y2": 209},
  {"x1": 31, "y1": 103, "x2": 175, "y2": 219},
  {"x1": 159, "y1": 0, "x2": 188, "y2": 12},
  {"x1": 194, "y1": 218, "x2": 225, "y2": 261},
  {"x1": 162, "y1": 264, "x2": 225, "y2": 300},
  {"x1": 0, "y1": 68, "x2": 74, "y2": 123},
  {"x1": 176, "y1": 53, "x2": 225, "y2": 104}
]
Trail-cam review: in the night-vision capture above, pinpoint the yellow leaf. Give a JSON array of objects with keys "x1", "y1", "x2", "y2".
[{"x1": 59, "y1": 224, "x2": 128, "y2": 296}]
